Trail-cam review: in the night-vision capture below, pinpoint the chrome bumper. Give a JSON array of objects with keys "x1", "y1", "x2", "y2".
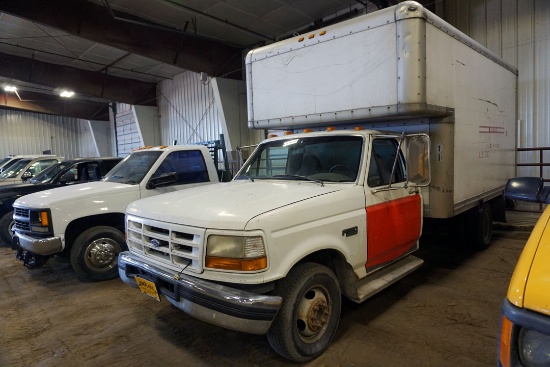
[
  {"x1": 118, "y1": 252, "x2": 282, "y2": 335},
  {"x1": 14, "y1": 232, "x2": 63, "y2": 255}
]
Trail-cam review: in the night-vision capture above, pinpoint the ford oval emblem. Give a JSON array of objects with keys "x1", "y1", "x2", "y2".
[{"x1": 151, "y1": 238, "x2": 160, "y2": 247}]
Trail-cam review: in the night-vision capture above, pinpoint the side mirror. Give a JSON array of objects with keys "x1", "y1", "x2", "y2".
[
  {"x1": 21, "y1": 171, "x2": 33, "y2": 181},
  {"x1": 406, "y1": 134, "x2": 430, "y2": 186},
  {"x1": 146, "y1": 172, "x2": 177, "y2": 189}
]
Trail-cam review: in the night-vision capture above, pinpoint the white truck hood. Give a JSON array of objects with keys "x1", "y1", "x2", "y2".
[
  {"x1": 14, "y1": 181, "x2": 138, "y2": 208},
  {"x1": 127, "y1": 180, "x2": 342, "y2": 230}
]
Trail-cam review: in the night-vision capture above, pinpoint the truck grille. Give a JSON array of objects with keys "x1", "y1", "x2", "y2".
[
  {"x1": 126, "y1": 215, "x2": 205, "y2": 273},
  {"x1": 13, "y1": 207, "x2": 31, "y2": 231}
]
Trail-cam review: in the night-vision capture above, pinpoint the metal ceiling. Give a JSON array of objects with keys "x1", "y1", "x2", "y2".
[{"x1": 0, "y1": 0, "x2": 433, "y2": 121}]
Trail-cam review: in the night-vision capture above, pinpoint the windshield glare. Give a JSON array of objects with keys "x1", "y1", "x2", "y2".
[
  {"x1": 103, "y1": 151, "x2": 162, "y2": 184},
  {"x1": 0, "y1": 159, "x2": 31, "y2": 179},
  {"x1": 29, "y1": 162, "x2": 68, "y2": 184},
  {"x1": 236, "y1": 135, "x2": 363, "y2": 183}
]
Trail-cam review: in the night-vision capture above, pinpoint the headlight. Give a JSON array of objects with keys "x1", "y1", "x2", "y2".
[
  {"x1": 206, "y1": 235, "x2": 267, "y2": 271},
  {"x1": 519, "y1": 328, "x2": 550, "y2": 367},
  {"x1": 31, "y1": 210, "x2": 50, "y2": 232}
]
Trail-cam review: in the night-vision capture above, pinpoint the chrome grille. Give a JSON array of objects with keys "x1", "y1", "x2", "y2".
[
  {"x1": 14, "y1": 207, "x2": 30, "y2": 218},
  {"x1": 126, "y1": 215, "x2": 204, "y2": 273}
]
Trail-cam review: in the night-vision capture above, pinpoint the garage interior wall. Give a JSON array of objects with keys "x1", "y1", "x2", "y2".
[
  {"x1": 0, "y1": 109, "x2": 100, "y2": 159},
  {"x1": 158, "y1": 71, "x2": 222, "y2": 146},
  {"x1": 436, "y1": 0, "x2": 550, "y2": 179}
]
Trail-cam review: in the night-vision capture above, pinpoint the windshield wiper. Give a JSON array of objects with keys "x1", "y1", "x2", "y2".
[
  {"x1": 272, "y1": 174, "x2": 324, "y2": 186},
  {"x1": 236, "y1": 174, "x2": 255, "y2": 182}
]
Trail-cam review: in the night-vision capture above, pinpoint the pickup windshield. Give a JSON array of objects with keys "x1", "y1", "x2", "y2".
[
  {"x1": 0, "y1": 159, "x2": 31, "y2": 179},
  {"x1": 103, "y1": 151, "x2": 162, "y2": 184},
  {"x1": 236, "y1": 135, "x2": 363, "y2": 183},
  {"x1": 29, "y1": 162, "x2": 69, "y2": 184}
]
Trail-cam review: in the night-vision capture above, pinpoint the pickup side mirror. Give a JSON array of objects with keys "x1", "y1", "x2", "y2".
[
  {"x1": 505, "y1": 177, "x2": 550, "y2": 203},
  {"x1": 406, "y1": 134, "x2": 430, "y2": 186},
  {"x1": 21, "y1": 171, "x2": 33, "y2": 181},
  {"x1": 146, "y1": 172, "x2": 177, "y2": 189}
]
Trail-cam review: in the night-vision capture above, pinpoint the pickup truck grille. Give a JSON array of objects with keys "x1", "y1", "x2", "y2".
[
  {"x1": 13, "y1": 207, "x2": 31, "y2": 232},
  {"x1": 126, "y1": 215, "x2": 205, "y2": 273}
]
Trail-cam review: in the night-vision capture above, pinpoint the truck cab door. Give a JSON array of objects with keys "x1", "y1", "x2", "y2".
[
  {"x1": 139, "y1": 149, "x2": 213, "y2": 199},
  {"x1": 363, "y1": 136, "x2": 423, "y2": 272}
]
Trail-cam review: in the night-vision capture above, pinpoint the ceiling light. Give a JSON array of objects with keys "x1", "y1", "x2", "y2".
[
  {"x1": 60, "y1": 90, "x2": 74, "y2": 98},
  {"x1": 4, "y1": 85, "x2": 17, "y2": 92}
]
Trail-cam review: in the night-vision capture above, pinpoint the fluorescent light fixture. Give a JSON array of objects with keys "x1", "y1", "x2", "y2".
[
  {"x1": 60, "y1": 90, "x2": 74, "y2": 97},
  {"x1": 4, "y1": 85, "x2": 17, "y2": 92}
]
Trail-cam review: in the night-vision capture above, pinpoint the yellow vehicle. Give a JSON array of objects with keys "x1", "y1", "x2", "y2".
[{"x1": 498, "y1": 177, "x2": 550, "y2": 367}]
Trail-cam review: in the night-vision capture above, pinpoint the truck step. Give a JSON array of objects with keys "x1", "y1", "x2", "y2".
[{"x1": 353, "y1": 255, "x2": 424, "y2": 303}]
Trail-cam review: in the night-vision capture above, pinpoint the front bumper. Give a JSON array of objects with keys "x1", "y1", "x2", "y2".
[
  {"x1": 118, "y1": 251, "x2": 282, "y2": 335},
  {"x1": 13, "y1": 232, "x2": 63, "y2": 255}
]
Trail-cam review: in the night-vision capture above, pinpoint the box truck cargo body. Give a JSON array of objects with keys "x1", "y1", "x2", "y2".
[{"x1": 246, "y1": 1, "x2": 517, "y2": 219}]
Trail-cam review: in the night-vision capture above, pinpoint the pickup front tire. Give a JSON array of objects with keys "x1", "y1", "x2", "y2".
[
  {"x1": 0, "y1": 210, "x2": 14, "y2": 246},
  {"x1": 267, "y1": 263, "x2": 341, "y2": 362},
  {"x1": 70, "y1": 226, "x2": 127, "y2": 281}
]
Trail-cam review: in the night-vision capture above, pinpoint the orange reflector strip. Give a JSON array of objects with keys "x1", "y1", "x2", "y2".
[
  {"x1": 284, "y1": 131, "x2": 294, "y2": 135},
  {"x1": 298, "y1": 37, "x2": 304, "y2": 42},
  {"x1": 205, "y1": 257, "x2": 267, "y2": 271},
  {"x1": 303, "y1": 129, "x2": 313, "y2": 133},
  {"x1": 499, "y1": 315, "x2": 513, "y2": 367},
  {"x1": 326, "y1": 127, "x2": 336, "y2": 131},
  {"x1": 268, "y1": 134, "x2": 278, "y2": 138},
  {"x1": 40, "y1": 212, "x2": 49, "y2": 227},
  {"x1": 320, "y1": 31, "x2": 326, "y2": 36},
  {"x1": 308, "y1": 34, "x2": 315, "y2": 39}
]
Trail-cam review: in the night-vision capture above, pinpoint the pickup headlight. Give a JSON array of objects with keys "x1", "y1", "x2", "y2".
[
  {"x1": 31, "y1": 210, "x2": 51, "y2": 233},
  {"x1": 206, "y1": 235, "x2": 267, "y2": 271},
  {"x1": 519, "y1": 328, "x2": 550, "y2": 367}
]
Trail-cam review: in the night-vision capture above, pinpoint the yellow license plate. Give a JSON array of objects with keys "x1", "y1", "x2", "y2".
[{"x1": 135, "y1": 276, "x2": 160, "y2": 302}]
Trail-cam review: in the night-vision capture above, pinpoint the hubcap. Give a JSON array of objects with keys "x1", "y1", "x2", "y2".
[
  {"x1": 296, "y1": 286, "x2": 331, "y2": 343},
  {"x1": 85, "y1": 238, "x2": 120, "y2": 271}
]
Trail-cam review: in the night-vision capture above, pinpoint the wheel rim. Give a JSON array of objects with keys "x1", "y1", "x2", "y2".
[
  {"x1": 8, "y1": 220, "x2": 14, "y2": 237},
  {"x1": 84, "y1": 237, "x2": 121, "y2": 271},
  {"x1": 295, "y1": 285, "x2": 332, "y2": 344}
]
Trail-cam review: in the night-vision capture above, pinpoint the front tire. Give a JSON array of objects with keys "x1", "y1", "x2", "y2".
[
  {"x1": 267, "y1": 263, "x2": 341, "y2": 362},
  {"x1": 0, "y1": 210, "x2": 14, "y2": 246},
  {"x1": 70, "y1": 226, "x2": 126, "y2": 281}
]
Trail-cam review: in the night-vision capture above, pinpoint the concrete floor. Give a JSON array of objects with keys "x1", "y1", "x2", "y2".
[{"x1": 0, "y1": 226, "x2": 533, "y2": 367}]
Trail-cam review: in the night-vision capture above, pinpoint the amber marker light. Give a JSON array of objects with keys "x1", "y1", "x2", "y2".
[
  {"x1": 499, "y1": 315, "x2": 513, "y2": 367},
  {"x1": 298, "y1": 37, "x2": 304, "y2": 42},
  {"x1": 326, "y1": 127, "x2": 336, "y2": 131},
  {"x1": 320, "y1": 31, "x2": 326, "y2": 36},
  {"x1": 40, "y1": 211, "x2": 49, "y2": 226},
  {"x1": 303, "y1": 129, "x2": 313, "y2": 133},
  {"x1": 354, "y1": 126, "x2": 364, "y2": 131},
  {"x1": 205, "y1": 257, "x2": 267, "y2": 271},
  {"x1": 308, "y1": 34, "x2": 315, "y2": 39},
  {"x1": 284, "y1": 131, "x2": 294, "y2": 135}
]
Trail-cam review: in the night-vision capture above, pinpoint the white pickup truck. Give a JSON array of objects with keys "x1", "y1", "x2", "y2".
[
  {"x1": 117, "y1": 1, "x2": 517, "y2": 362},
  {"x1": 12, "y1": 144, "x2": 227, "y2": 281}
]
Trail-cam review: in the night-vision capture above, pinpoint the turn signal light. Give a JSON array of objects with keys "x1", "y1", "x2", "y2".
[
  {"x1": 205, "y1": 256, "x2": 267, "y2": 271},
  {"x1": 499, "y1": 315, "x2": 513, "y2": 367},
  {"x1": 40, "y1": 211, "x2": 49, "y2": 227}
]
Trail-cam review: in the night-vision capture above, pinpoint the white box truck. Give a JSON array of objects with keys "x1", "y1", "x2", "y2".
[{"x1": 117, "y1": 1, "x2": 517, "y2": 362}]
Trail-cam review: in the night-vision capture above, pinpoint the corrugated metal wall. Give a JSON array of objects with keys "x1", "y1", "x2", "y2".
[
  {"x1": 0, "y1": 109, "x2": 98, "y2": 159},
  {"x1": 158, "y1": 71, "x2": 222, "y2": 145},
  {"x1": 115, "y1": 104, "x2": 141, "y2": 156},
  {"x1": 437, "y1": 0, "x2": 550, "y2": 178}
]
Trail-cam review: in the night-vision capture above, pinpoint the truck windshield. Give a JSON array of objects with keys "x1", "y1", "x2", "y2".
[
  {"x1": 103, "y1": 151, "x2": 162, "y2": 185},
  {"x1": 28, "y1": 162, "x2": 69, "y2": 184},
  {"x1": 236, "y1": 135, "x2": 363, "y2": 183},
  {"x1": 0, "y1": 159, "x2": 31, "y2": 179}
]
